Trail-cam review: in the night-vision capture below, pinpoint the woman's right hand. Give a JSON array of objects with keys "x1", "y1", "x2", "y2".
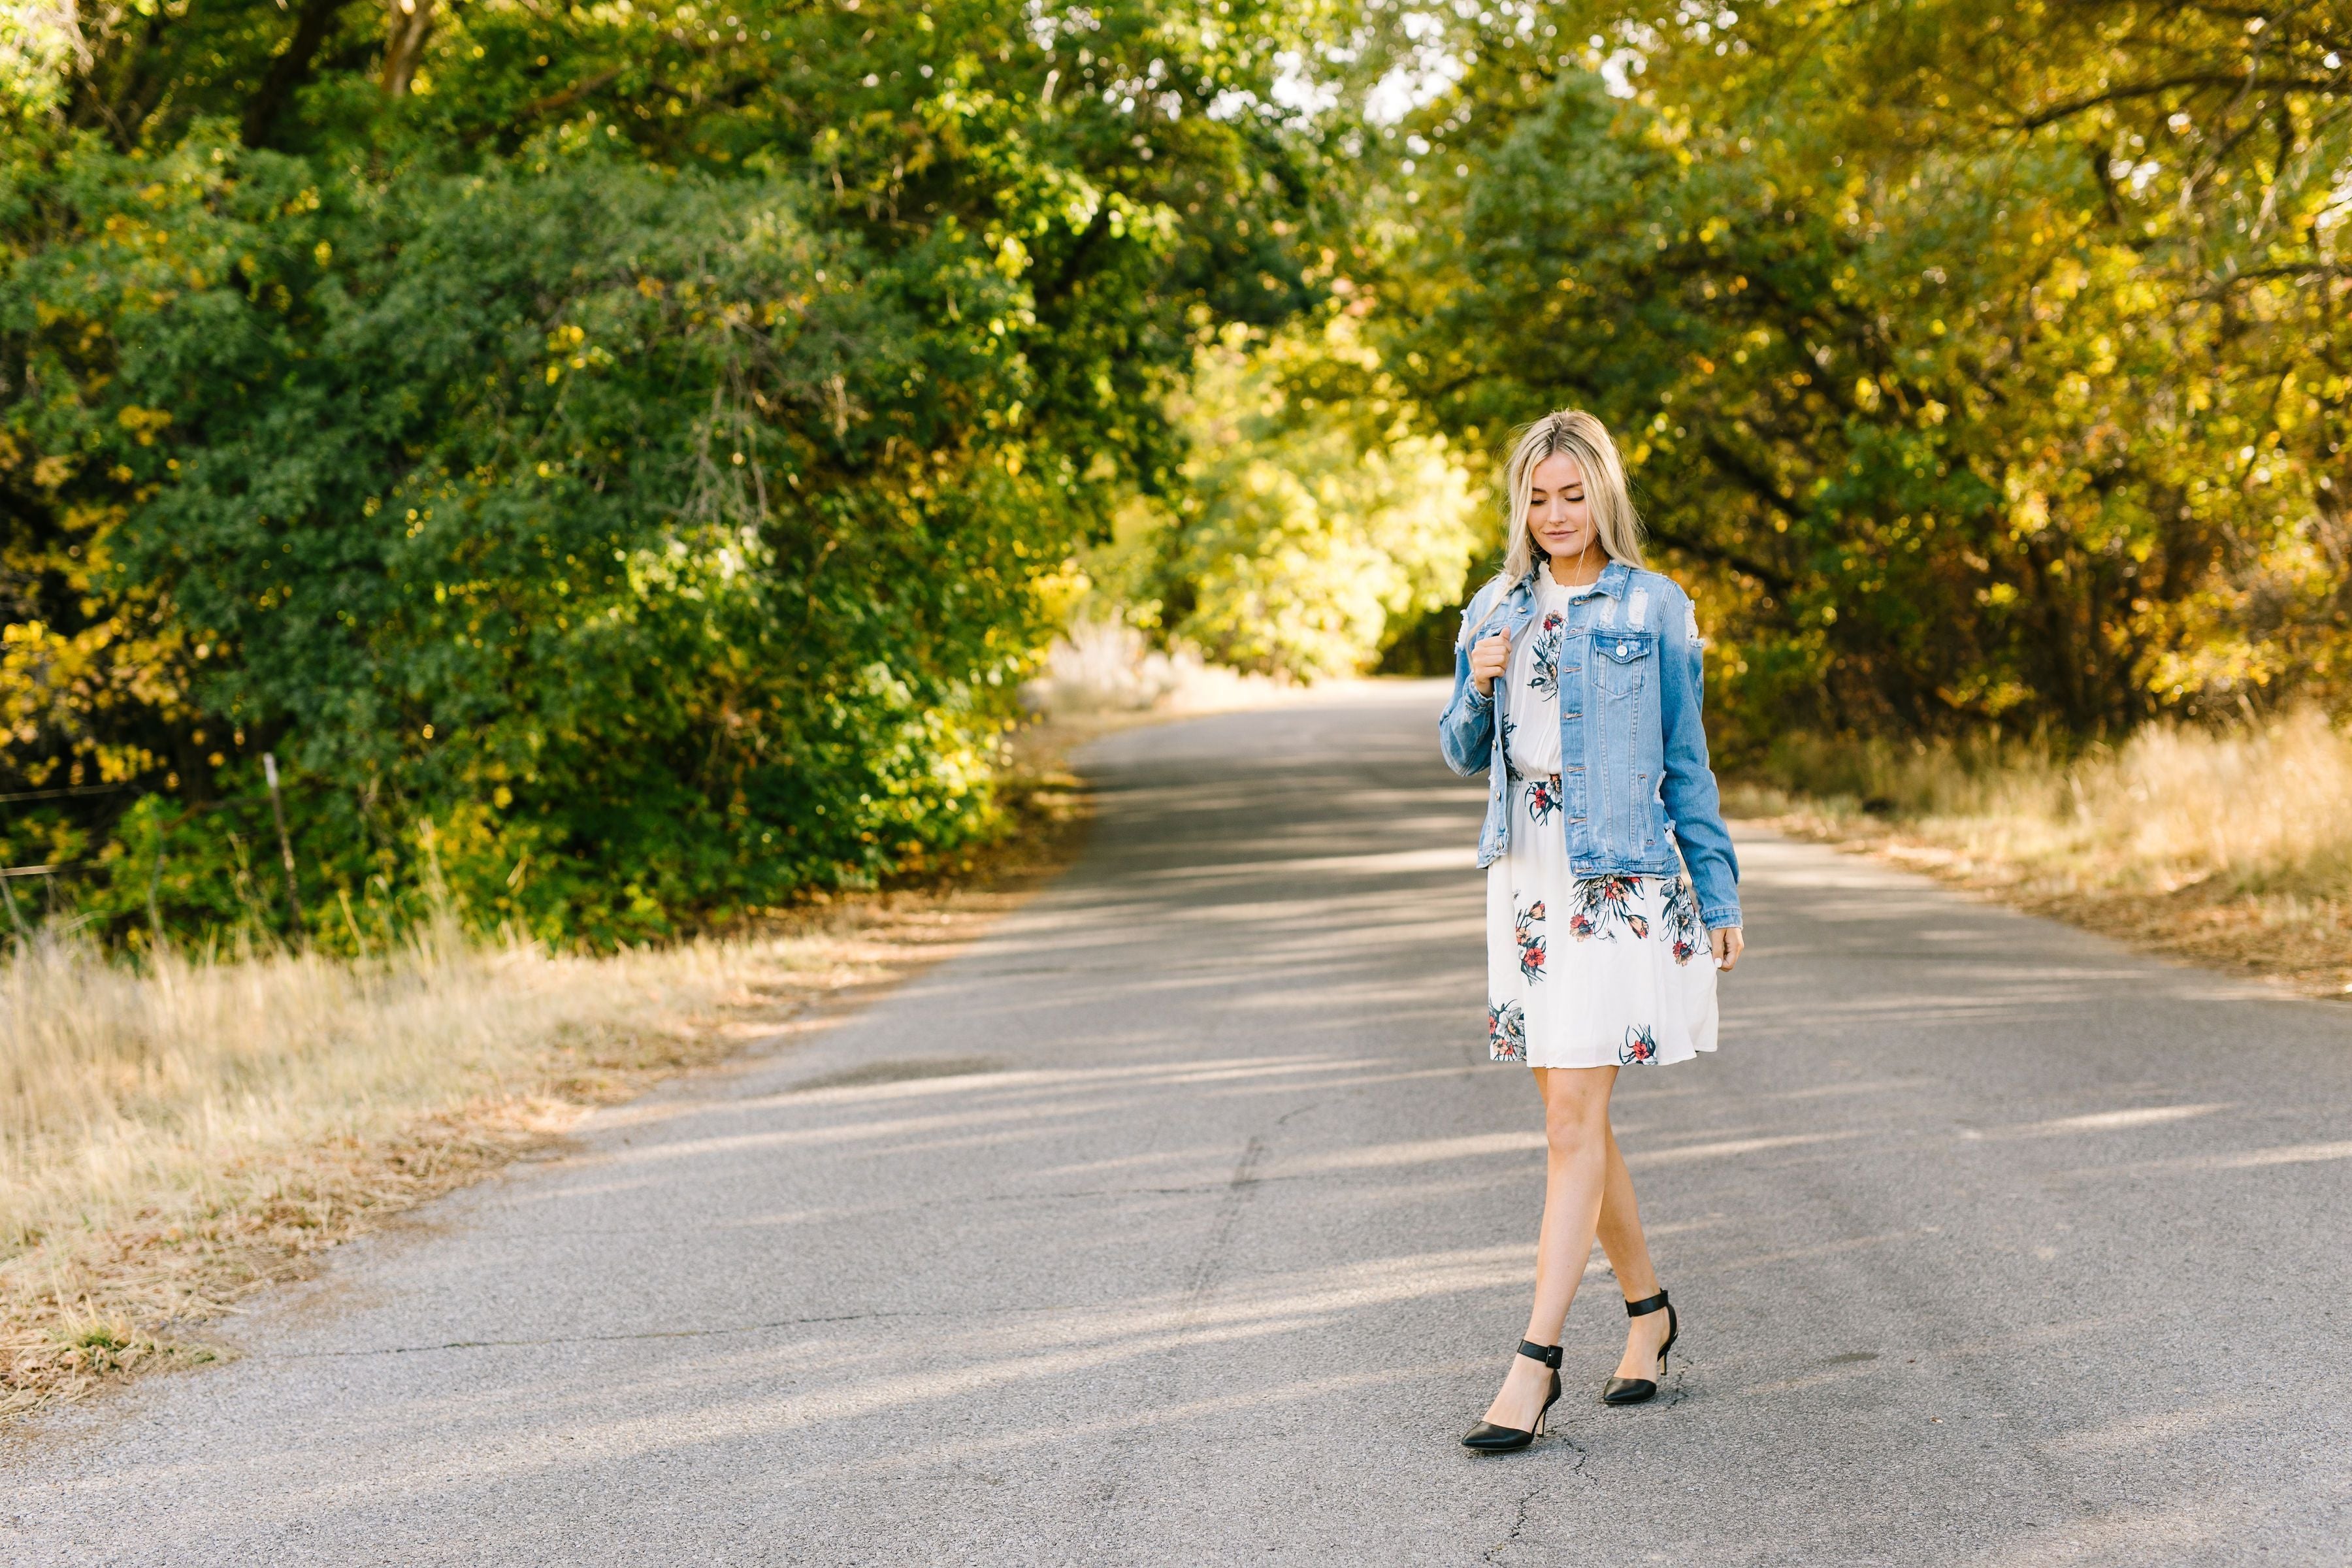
[{"x1": 1469, "y1": 629, "x2": 1511, "y2": 695}]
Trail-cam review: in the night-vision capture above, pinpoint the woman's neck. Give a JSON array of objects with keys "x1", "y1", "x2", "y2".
[{"x1": 1544, "y1": 550, "x2": 1605, "y2": 589}]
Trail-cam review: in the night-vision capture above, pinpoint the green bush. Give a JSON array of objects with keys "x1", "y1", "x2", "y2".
[
  {"x1": 2, "y1": 137, "x2": 1068, "y2": 945},
  {"x1": 1071, "y1": 323, "x2": 1486, "y2": 683},
  {"x1": 3, "y1": 0, "x2": 1346, "y2": 948}
]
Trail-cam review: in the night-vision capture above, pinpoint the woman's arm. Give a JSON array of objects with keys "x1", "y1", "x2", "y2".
[
  {"x1": 1437, "y1": 604, "x2": 1495, "y2": 778},
  {"x1": 1656, "y1": 587, "x2": 1742, "y2": 930}
]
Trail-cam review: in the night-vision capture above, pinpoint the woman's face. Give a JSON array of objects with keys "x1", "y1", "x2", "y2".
[{"x1": 1526, "y1": 452, "x2": 1597, "y2": 566}]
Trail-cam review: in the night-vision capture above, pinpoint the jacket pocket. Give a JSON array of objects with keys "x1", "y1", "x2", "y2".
[{"x1": 1593, "y1": 630, "x2": 1655, "y2": 699}]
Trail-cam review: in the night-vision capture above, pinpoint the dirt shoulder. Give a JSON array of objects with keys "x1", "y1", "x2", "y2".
[{"x1": 1743, "y1": 807, "x2": 2352, "y2": 1001}]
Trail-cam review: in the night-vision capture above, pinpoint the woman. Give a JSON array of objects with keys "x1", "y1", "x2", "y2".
[{"x1": 1437, "y1": 409, "x2": 1745, "y2": 1454}]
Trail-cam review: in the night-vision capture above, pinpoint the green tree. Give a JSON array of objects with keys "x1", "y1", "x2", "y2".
[
  {"x1": 1, "y1": 0, "x2": 1360, "y2": 943},
  {"x1": 1107, "y1": 318, "x2": 1483, "y2": 681},
  {"x1": 1364, "y1": 0, "x2": 2352, "y2": 751}
]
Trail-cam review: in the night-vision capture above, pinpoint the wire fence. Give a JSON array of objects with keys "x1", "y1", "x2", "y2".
[{"x1": 0, "y1": 763, "x2": 319, "y2": 945}]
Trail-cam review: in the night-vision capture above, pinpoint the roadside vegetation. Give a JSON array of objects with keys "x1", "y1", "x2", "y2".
[
  {"x1": 1724, "y1": 709, "x2": 2352, "y2": 996},
  {"x1": 1, "y1": 751, "x2": 1089, "y2": 1423}
]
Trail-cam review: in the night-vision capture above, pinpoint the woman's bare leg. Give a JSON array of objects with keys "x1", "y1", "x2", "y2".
[
  {"x1": 1594, "y1": 1120, "x2": 1673, "y2": 1379},
  {"x1": 1480, "y1": 1064, "x2": 1616, "y2": 1430}
]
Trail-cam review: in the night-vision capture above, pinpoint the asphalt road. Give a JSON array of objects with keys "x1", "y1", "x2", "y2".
[{"x1": 6, "y1": 681, "x2": 2350, "y2": 1567}]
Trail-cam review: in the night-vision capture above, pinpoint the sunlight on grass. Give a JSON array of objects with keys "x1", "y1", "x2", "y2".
[
  {"x1": 0, "y1": 918, "x2": 854, "y2": 1417},
  {"x1": 1727, "y1": 708, "x2": 2352, "y2": 990},
  {"x1": 1, "y1": 919, "x2": 800, "y2": 1258}
]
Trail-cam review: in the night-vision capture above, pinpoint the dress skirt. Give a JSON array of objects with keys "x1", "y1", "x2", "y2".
[{"x1": 1485, "y1": 773, "x2": 1719, "y2": 1068}]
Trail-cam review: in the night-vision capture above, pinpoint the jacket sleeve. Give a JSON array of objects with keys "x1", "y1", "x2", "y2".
[
  {"x1": 1656, "y1": 586, "x2": 1742, "y2": 929},
  {"x1": 1437, "y1": 600, "x2": 1494, "y2": 778}
]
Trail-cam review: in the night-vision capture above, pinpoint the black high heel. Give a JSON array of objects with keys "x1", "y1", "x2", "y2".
[
  {"x1": 1462, "y1": 1340, "x2": 1563, "y2": 1453},
  {"x1": 1601, "y1": 1288, "x2": 1678, "y2": 1405}
]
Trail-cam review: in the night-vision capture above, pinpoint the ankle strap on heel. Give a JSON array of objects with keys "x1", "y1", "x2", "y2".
[
  {"x1": 1516, "y1": 1339, "x2": 1563, "y2": 1368},
  {"x1": 1624, "y1": 1289, "x2": 1671, "y2": 1318}
]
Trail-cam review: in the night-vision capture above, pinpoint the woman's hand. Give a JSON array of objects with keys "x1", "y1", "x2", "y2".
[
  {"x1": 1710, "y1": 926, "x2": 1744, "y2": 972},
  {"x1": 1469, "y1": 629, "x2": 1511, "y2": 695}
]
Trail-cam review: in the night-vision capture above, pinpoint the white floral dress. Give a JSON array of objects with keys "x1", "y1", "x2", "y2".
[{"x1": 1485, "y1": 572, "x2": 1720, "y2": 1069}]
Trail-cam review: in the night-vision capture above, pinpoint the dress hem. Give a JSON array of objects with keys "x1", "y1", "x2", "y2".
[{"x1": 1493, "y1": 1037, "x2": 1718, "y2": 1070}]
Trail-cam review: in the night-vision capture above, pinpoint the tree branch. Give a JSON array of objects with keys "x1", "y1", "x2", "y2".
[
  {"x1": 244, "y1": 0, "x2": 354, "y2": 148},
  {"x1": 2189, "y1": 261, "x2": 2352, "y2": 301},
  {"x1": 380, "y1": 0, "x2": 436, "y2": 97},
  {"x1": 1642, "y1": 515, "x2": 1797, "y2": 597},
  {"x1": 517, "y1": 65, "x2": 625, "y2": 120},
  {"x1": 2012, "y1": 72, "x2": 2342, "y2": 133},
  {"x1": 1699, "y1": 431, "x2": 1806, "y2": 526}
]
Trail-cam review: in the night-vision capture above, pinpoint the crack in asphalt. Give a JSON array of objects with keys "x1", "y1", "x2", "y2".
[
  {"x1": 975, "y1": 1181, "x2": 1254, "y2": 1202},
  {"x1": 1180, "y1": 1135, "x2": 1270, "y2": 1307},
  {"x1": 1485, "y1": 1478, "x2": 1545, "y2": 1564},
  {"x1": 1658, "y1": 1352, "x2": 1693, "y2": 1413},
  {"x1": 1084, "y1": 1132, "x2": 1274, "y2": 1519},
  {"x1": 1482, "y1": 1432, "x2": 1592, "y2": 1565},
  {"x1": 1661, "y1": 1380, "x2": 1690, "y2": 1412},
  {"x1": 1477, "y1": 1412, "x2": 1596, "y2": 1562}
]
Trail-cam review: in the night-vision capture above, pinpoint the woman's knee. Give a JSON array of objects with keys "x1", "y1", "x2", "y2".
[
  {"x1": 1543, "y1": 1113, "x2": 1594, "y2": 1161},
  {"x1": 1541, "y1": 1071, "x2": 1613, "y2": 1158}
]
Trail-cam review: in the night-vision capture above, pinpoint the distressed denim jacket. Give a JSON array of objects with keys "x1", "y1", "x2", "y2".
[{"x1": 1437, "y1": 559, "x2": 1743, "y2": 931}]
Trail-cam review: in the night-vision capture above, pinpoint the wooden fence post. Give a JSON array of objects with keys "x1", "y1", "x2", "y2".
[{"x1": 263, "y1": 753, "x2": 306, "y2": 934}]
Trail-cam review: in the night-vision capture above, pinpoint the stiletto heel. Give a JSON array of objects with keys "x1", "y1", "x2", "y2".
[
  {"x1": 1601, "y1": 1288, "x2": 1678, "y2": 1405},
  {"x1": 1462, "y1": 1340, "x2": 1563, "y2": 1453}
]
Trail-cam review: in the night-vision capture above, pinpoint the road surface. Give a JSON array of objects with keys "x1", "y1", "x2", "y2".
[{"x1": 5, "y1": 682, "x2": 2349, "y2": 1566}]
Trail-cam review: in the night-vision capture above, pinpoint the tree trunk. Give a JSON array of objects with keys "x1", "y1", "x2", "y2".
[
  {"x1": 243, "y1": 0, "x2": 352, "y2": 148},
  {"x1": 380, "y1": 0, "x2": 435, "y2": 97}
]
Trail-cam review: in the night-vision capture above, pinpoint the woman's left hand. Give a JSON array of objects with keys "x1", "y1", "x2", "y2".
[{"x1": 1710, "y1": 926, "x2": 1744, "y2": 972}]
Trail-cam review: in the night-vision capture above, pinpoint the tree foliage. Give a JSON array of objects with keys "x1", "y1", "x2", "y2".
[
  {"x1": 0, "y1": 0, "x2": 1352, "y2": 943},
  {"x1": 1365, "y1": 0, "x2": 2352, "y2": 751},
  {"x1": 7, "y1": 0, "x2": 2347, "y2": 947},
  {"x1": 1076, "y1": 318, "x2": 1482, "y2": 680}
]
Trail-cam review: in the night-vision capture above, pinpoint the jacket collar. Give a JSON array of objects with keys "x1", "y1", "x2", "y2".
[{"x1": 1513, "y1": 557, "x2": 1633, "y2": 600}]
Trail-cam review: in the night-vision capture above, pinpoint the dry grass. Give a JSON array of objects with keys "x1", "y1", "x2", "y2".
[
  {"x1": 1, "y1": 757, "x2": 1092, "y2": 1425},
  {"x1": 1725, "y1": 708, "x2": 2352, "y2": 996},
  {"x1": 1018, "y1": 615, "x2": 1301, "y2": 717}
]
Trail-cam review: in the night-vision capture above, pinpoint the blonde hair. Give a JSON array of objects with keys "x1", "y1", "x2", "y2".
[{"x1": 1495, "y1": 408, "x2": 1646, "y2": 587}]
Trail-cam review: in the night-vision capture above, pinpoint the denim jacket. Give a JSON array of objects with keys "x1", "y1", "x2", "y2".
[{"x1": 1437, "y1": 559, "x2": 1742, "y2": 930}]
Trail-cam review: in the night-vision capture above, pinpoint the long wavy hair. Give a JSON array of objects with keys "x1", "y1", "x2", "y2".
[{"x1": 1494, "y1": 409, "x2": 1646, "y2": 589}]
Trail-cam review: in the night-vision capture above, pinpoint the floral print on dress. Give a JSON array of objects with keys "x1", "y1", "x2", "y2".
[
  {"x1": 1482, "y1": 734, "x2": 1719, "y2": 1072},
  {"x1": 1489, "y1": 1000, "x2": 1528, "y2": 1062},
  {"x1": 1514, "y1": 899, "x2": 1547, "y2": 981},
  {"x1": 1661, "y1": 875, "x2": 1701, "y2": 966},
  {"x1": 1567, "y1": 874, "x2": 1650, "y2": 941},
  {"x1": 1527, "y1": 612, "x2": 1567, "y2": 698}
]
